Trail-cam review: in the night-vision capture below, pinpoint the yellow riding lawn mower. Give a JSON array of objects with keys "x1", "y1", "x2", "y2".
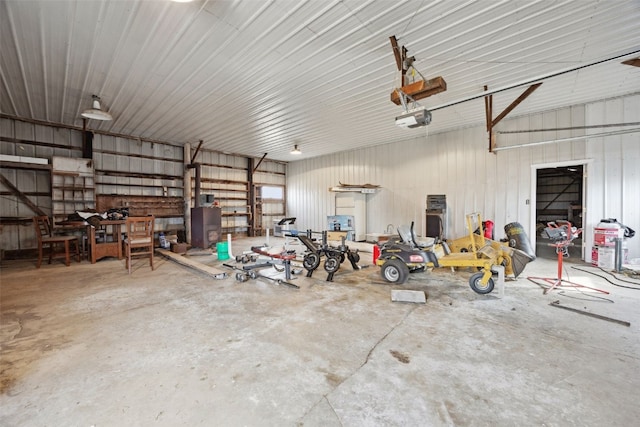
[{"x1": 376, "y1": 213, "x2": 534, "y2": 294}]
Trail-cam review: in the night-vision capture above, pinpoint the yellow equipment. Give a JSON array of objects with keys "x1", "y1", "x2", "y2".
[
  {"x1": 432, "y1": 213, "x2": 499, "y2": 293},
  {"x1": 447, "y1": 216, "x2": 533, "y2": 279},
  {"x1": 375, "y1": 213, "x2": 533, "y2": 294}
]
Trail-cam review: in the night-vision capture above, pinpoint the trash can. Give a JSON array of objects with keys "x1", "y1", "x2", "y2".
[{"x1": 216, "y1": 241, "x2": 229, "y2": 260}]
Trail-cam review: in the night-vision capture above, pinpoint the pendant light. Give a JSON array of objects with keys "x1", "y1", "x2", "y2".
[
  {"x1": 290, "y1": 145, "x2": 301, "y2": 155},
  {"x1": 81, "y1": 95, "x2": 113, "y2": 121}
]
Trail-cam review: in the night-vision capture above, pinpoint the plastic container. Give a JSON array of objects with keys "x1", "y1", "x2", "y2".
[
  {"x1": 593, "y1": 244, "x2": 628, "y2": 269},
  {"x1": 594, "y1": 220, "x2": 624, "y2": 247},
  {"x1": 373, "y1": 244, "x2": 381, "y2": 264},
  {"x1": 483, "y1": 220, "x2": 494, "y2": 240},
  {"x1": 159, "y1": 232, "x2": 169, "y2": 249},
  {"x1": 216, "y1": 241, "x2": 230, "y2": 260}
]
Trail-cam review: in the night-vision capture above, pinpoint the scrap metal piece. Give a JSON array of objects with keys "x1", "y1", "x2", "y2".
[{"x1": 549, "y1": 300, "x2": 630, "y2": 327}]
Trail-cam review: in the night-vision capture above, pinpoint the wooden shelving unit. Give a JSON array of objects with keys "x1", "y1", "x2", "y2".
[{"x1": 51, "y1": 157, "x2": 95, "y2": 225}]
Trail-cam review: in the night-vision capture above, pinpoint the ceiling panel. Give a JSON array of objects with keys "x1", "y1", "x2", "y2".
[{"x1": 1, "y1": 0, "x2": 639, "y2": 162}]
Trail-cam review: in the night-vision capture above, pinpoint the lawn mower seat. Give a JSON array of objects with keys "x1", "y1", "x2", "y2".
[{"x1": 397, "y1": 222, "x2": 435, "y2": 250}]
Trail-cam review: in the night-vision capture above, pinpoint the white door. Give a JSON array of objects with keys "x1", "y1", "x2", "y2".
[{"x1": 335, "y1": 192, "x2": 366, "y2": 241}]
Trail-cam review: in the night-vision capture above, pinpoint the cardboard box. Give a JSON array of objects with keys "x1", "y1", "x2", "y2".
[
  {"x1": 171, "y1": 242, "x2": 189, "y2": 254},
  {"x1": 326, "y1": 230, "x2": 351, "y2": 241}
]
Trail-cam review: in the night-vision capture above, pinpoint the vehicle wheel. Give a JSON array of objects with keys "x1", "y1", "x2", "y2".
[
  {"x1": 380, "y1": 259, "x2": 409, "y2": 284},
  {"x1": 469, "y1": 272, "x2": 494, "y2": 294},
  {"x1": 324, "y1": 255, "x2": 341, "y2": 273},
  {"x1": 235, "y1": 272, "x2": 248, "y2": 282},
  {"x1": 340, "y1": 253, "x2": 346, "y2": 263},
  {"x1": 235, "y1": 255, "x2": 243, "y2": 262},
  {"x1": 248, "y1": 270, "x2": 258, "y2": 280},
  {"x1": 351, "y1": 252, "x2": 360, "y2": 263},
  {"x1": 303, "y1": 252, "x2": 320, "y2": 270}
]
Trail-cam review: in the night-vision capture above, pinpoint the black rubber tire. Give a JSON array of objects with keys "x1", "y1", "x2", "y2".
[
  {"x1": 324, "y1": 256, "x2": 341, "y2": 273},
  {"x1": 235, "y1": 272, "x2": 248, "y2": 282},
  {"x1": 469, "y1": 272, "x2": 494, "y2": 294},
  {"x1": 380, "y1": 259, "x2": 409, "y2": 284},
  {"x1": 249, "y1": 270, "x2": 258, "y2": 280},
  {"x1": 351, "y1": 252, "x2": 360, "y2": 263},
  {"x1": 340, "y1": 253, "x2": 346, "y2": 263},
  {"x1": 303, "y1": 252, "x2": 321, "y2": 270},
  {"x1": 235, "y1": 255, "x2": 243, "y2": 262}
]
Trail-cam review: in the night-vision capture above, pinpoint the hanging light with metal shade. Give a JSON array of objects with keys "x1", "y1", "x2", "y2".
[
  {"x1": 290, "y1": 144, "x2": 301, "y2": 155},
  {"x1": 81, "y1": 95, "x2": 113, "y2": 121}
]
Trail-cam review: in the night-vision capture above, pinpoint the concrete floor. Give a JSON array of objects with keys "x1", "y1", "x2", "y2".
[{"x1": 1, "y1": 237, "x2": 639, "y2": 426}]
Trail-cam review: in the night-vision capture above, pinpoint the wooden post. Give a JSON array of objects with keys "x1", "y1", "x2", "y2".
[{"x1": 183, "y1": 143, "x2": 191, "y2": 244}]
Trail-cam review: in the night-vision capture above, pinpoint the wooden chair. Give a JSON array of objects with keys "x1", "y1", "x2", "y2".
[
  {"x1": 33, "y1": 216, "x2": 80, "y2": 268},
  {"x1": 124, "y1": 216, "x2": 155, "y2": 274}
]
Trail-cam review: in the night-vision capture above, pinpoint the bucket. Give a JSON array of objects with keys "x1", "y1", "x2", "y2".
[
  {"x1": 594, "y1": 220, "x2": 624, "y2": 247},
  {"x1": 216, "y1": 241, "x2": 229, "y2": 260}
]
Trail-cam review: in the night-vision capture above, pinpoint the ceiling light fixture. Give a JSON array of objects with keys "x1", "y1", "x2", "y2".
[
  {"x1": 290, "y1": 145, "x2": 302, "y2": 155},
  {"x1": 81, "y1": 95, "x2": 113, "y2": 121}
]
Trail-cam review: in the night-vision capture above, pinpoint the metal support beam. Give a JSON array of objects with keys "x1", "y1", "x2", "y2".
[
  {"x1": 190, "y1": 139, "x2": 203, "y2": 164},
  {"x1": 184, "y1": 143, "x2": 192, "y2": 244},
  {"x1": 485, "y1": 83, "x2": 542, "y2": 153},
  {"x1": 492, "y1": 83, "x2": 542, "y2": 128},
  {"x1": 248, "y1": 158, "x2": 257, "y2": 236},
  {"x1": 0, "y1": 172, "x2": 47, "y2": 216},
  {"x1": 431, "y1": 49, "x2": 640, "y2": 112},
  {"x1": 253, "y1": 153, "x2": 268, "y2": 174}
]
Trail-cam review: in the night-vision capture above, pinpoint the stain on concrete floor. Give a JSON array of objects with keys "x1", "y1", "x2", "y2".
[{"x1": 1, "y1": 237, "x2": 639, "y2": 426}]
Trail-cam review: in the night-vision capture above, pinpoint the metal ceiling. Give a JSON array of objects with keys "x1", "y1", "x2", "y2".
[{"x1": 1, "y1": 0, "x2": 639, "y2": 162}]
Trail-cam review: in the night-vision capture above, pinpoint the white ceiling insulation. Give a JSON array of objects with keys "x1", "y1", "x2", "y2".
[{"x1": 1, "y1": 0, "x2": 639, "y2": 161}]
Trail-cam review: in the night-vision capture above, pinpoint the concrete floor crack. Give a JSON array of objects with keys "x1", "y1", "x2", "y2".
[
  {"x1": 324, "y1": 395, "x2": 343, "y2": 426},
  {"x1": 298, "y1": 305, "x2": 417, "y2": 425},
  {"x1": 361, "y1": 305, "x2": 417, "y2": 366}
]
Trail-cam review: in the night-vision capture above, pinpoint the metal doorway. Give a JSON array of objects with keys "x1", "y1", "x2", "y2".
[{"x1": 530, "y1": 160, "x2": 590, "y2": 260}]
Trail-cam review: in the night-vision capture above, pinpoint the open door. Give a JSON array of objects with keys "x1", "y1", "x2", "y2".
[{"x1": 531, "y1": 162, "x2": 587, "y2": 260}]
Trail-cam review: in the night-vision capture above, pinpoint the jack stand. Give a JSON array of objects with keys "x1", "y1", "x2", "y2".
[{"x1": 528, "y1": 242, "x2": 609, "y2": 295}]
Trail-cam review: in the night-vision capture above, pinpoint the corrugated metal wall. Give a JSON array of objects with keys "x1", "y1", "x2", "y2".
[
  {"x1": 585, "y1": 95, "x2": 640, "y2": 260},
  {"x1": 1, "y1": 118, "x2": 82, "y2": 251},
  {"x1": 287, "y1": 94, "x2": 640, "y2": 261},
  {"x1": 0, "y1": 116, "x2": 287, "y2": 252}
]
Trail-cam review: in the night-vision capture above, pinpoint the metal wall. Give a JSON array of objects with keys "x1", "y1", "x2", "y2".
[
  {"x1": 0, "y1": 116, "x2": 287, "y2": 252},
  {"x1": 287, "y1": 94, "x2": 640, "y2": 261},
  {"x1": 0, "y1": 118, "x2": 82, "y2": 251}
]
